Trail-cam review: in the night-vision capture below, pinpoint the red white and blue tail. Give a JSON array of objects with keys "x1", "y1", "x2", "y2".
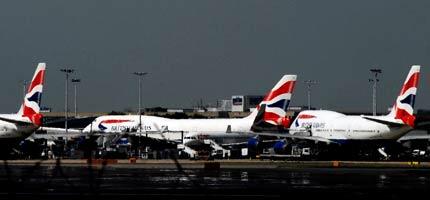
[
  {"x1": 260, "y1": 75, "x2": 296, "y2": 125},
  {"x1": 387, "y1": 65, "x2": 420, "y2": 127},
  {"x1": 249, "y1": 75, "x2": 296, "y2": 130},
  {"x1": 17, "y1": 63, "x2": 46, "y2": 126}
]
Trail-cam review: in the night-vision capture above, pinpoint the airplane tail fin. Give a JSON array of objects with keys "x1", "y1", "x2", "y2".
[
  {"x1": 386, "y1": 65, "x2": 420, "y2": 127},
  {"x1": 251, "y1": 104, "x2": 288, "y2": 132},
  {"x1": 249, "y1": 75, "x2": 297, "y2": 130},
  {"x1": 17, "y1": 63, "x2": 46, "y2": 126}
]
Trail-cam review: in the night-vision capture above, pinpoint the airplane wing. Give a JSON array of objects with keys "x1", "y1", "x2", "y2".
[
  {"x1": 397, "y1": 135, "x2": 430, "y2": 141},
  {"x1": 253, "y1": 131, "x2": 339, "y2": 145},
  {"x1": 218, "y1": 131, "x2": 341, "y2": 152},
  {"x1": 397, "y1": 130, "x2": 430, "y2": 142},
  {"x1": 108, "y1": 130, "x2": 183, "y2": 144},
  {"x1": 38, "y1": 127, "x2": 139, "y2": 136},
  {"x1": 38, "y1": 127, "x2": 83, "y2": 134},
  {"x1": 0, "y1": 116, "x2": 34, "y2": 126},
  {"x1": 220, "y1": 139, "x2": 281, "y2": 148},
  {"x1": 29, "y1": 132, "x2": 86, "y2": 140},
  {"x1": 32, "y1": 127, "x2": 87, "y2": 139},
  {"x1": 262, "y1": 132, "x2": 337, "y2": 143},
  {"x1": 361, "y1": 116, "x2": 405, "y2": 127}
]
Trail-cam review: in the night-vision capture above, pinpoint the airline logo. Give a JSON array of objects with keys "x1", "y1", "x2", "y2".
[
  {"x1": 97, "y1": 119, "x2": 152, "y2": 132},
  {"x1": 259, "y1": 75, "x2": 296, "y2": 125},
  {"x1": 392, "y1": 65, "x2": 420, "y2": 127},
  {"x1": 22, "y1": 63, "x2": 46, "y2": 125},
  {"x1": 22, "y1": 63, "x2": 45, "y2": 116},
  {"x1": 294, "y1": 114, "x2": 316, "y2": 127},
  {"x1": 98, "y1": 119, "x2": 133, "y2": 131}
]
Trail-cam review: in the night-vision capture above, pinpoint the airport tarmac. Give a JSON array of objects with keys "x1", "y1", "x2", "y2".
[
  {"x1": 4, "y1": 159, "x2": 430, "y2": 169},
  {"x1": 1, "y1": 159, "x2": 430, "y2": 199}
]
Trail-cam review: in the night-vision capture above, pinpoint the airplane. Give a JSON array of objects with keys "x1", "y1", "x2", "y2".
[
  {"x1": 62, "y1": 75, "x2": 297, "y2": 151},
  {"x1": 0, "y1": 63, "x2": 46, "y2": 149},
  {"x1": 252, "y1": 65, "x2": 420, "y2": 159},
  {"x1": 34, "y1": 74, "x2": 296, "y2": 159}
]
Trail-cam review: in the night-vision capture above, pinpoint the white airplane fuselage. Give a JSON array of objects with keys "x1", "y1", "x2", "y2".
[
  {"x1": 83, "y1": 115, "x2": 255, "y2": 141},
  {"x1": 289, "y1": 110, "x2": 413, "y2": 143}
]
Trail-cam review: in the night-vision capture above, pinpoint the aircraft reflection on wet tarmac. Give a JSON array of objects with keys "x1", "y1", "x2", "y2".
[{"x1": 0, "y1": 161, "x2": 430, "y2": 199}]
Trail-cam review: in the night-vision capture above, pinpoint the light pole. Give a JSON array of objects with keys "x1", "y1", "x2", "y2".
[
  {"x1": 60, "y1": 68, "x2": 74, "y2": 135},
  {"x1": 71, "y1": 78, "x2": 81, "y2": 117},
  {"x1": 21, "y1": 80, "x2": 28, "y2": 99},
  {"x1": 133, "y1": 72, "x2": 148, "y2": 134},
  {"x1": 369, "y1": 68, "x2": 382, "y2": 116},
  {"x1": 303, "y1": 80, "x2": 317, "y2": 110}
]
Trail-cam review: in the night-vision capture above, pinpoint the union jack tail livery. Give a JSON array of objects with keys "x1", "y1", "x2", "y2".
[
  {"x1": 251, "y1": 75, "x2": 297, "y2": 131},
  {"x1": 18, "y1": 63, "x2": 46, "y2": 126},
  {"x1": 387, "y1": 65, "x2": 420, "y2": 127}
]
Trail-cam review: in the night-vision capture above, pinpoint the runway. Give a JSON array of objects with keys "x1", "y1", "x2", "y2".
[{"x1": 1, "y1": 159, "x2": 430, "y2": 199}]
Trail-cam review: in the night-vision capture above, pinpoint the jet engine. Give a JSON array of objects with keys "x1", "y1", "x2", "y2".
[
  {"x1": 273, "y1": 140, "x2": 288, "y2": 154},
  {"x1": 247, "y1": 137, "x2": 259, "y2": 150}
]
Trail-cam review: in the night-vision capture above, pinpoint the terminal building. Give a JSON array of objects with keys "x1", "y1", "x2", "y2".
[{"x1": 231, "y1": 95, "x2": 264, "y2": 112}]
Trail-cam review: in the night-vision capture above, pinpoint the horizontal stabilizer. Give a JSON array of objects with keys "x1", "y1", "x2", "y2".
[{"x1": 362, "y1": 116, "x2": 405, "y2": 127}]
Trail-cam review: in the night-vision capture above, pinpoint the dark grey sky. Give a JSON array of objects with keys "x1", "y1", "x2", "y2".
[{"x1": 1, "y1": 1, "x2": 429, "y2": 114}]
